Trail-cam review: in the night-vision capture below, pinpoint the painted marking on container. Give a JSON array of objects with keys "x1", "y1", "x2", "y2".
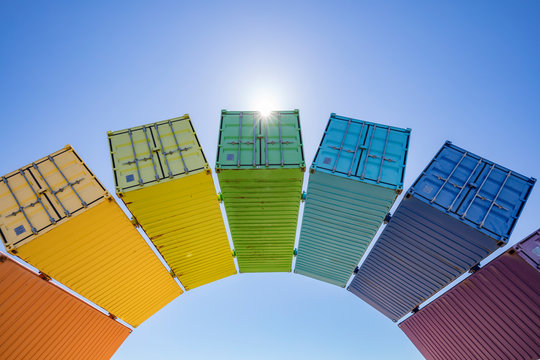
[
  {"x1": 532, "y1": 246, "x2": 540, "y2": 257},
  {"x1": 14, "y1": 225, "x2": 26, "y2": 235},
  {"x1": 227, "y1": 154, "x2": 234, "y2": 161},
  {"x1": 423, "y1": 185, "x2": 434, "y2": 194},
  {"x1": 323, "y1": 157, "x2": 332, "y2": 165},
  {"x1": 126, "y1": 174, "x2": 135, "y2": 182}
]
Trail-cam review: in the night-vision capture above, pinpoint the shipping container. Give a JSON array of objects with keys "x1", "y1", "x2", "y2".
[
  {"x1": 294, "y1": 114, "x2": 410, "y2": 287},
  {"x1": 399, "y1": 229, "x2": 540, "y2": 360},
  {"x1": 0, "y1": 146, "x2": 182, "y2": 327},
  {"x1": 216, "y1": 110, "x2": 305, "y2": 272},
  {"x1": 108, "y1": 115, "x2": 236, "y2": 290},
  {"x1": 0, "y1": 252, "x2": 131, "y2": 360},
  {"x1": 348, "y1": 141, "x2": 536, "y2": 321}
]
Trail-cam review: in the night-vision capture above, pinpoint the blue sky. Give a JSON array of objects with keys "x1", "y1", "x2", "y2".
[{"x1": 1, "y1": 1, "x2": 539, "y2": 359}]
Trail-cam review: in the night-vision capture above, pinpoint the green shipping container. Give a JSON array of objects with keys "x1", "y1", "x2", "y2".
[{"x1": 216, "y1": 110, "x2": 305, "y2": 272}]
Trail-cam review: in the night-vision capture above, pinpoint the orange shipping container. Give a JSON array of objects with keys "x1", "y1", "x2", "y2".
[{"x1": 0, "y1": 252, "x2": 131, "y2": 360}]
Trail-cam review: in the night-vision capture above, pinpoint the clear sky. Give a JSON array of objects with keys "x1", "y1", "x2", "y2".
[{"x1": 1, "y1": 1, "x2": 539, "y2": 359}]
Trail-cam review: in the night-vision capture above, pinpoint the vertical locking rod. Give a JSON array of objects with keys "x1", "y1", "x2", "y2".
[
  {"x1": 237, "y1": 112, "x2": 243, "y2": 167},
  {"x1": 154, "y1": 124, "x2": 173, "y2": 177},
  {"x1": 128, "y1": 130, "x2": 144, "y2": 185},
  {"x1": 447, "y1": 158, "x2": 482, "y2": 212},
  {"x1": 278, "y1": 112, "x2": 284, "y2": 166},
  {"x1": 360, "y1": 124, "x2": 377, "y2": 179},
  {"x1": 377, "y1": 127, "x2": 391, "y2": 183},
  {"x1": 332, "y1": 119, "x2": 351, "y2": 173},
  {"x1": 32, "y1": 162, "x2": 70, "y2": 216},
  {"x1": 143, "y1": 127, "x2": 160, "y2": 180},
  {"x1": 461, "y1": 163, "x2": 496, "y2": 219},
  {"x1": 1, "y1": 176, "x2": 38, "y2": 234},
  {"x1": 479, "y1": 170, "x2": 512, "y2": 228},
  {"x1": 348, "y1": 122, "x2": 366, "y2": 176},
  {"x1": 19, "y1": 169, "x2": 55, "y2": 224},
  {"x1": 253, "y1": 113, "x2": 257, "y2": 167},
  {"x1": 48, "y1": 155, "x2": 87, "y2": 208},
  {"x1": 431, "y1": 152, "x2": 468, "y2": 204},
  {"x1": 168, "y1": 120, "x2": 189, "y2": 173},
  {"x1": 265, "y1": 120, "x2": 269, "y2": 166}
]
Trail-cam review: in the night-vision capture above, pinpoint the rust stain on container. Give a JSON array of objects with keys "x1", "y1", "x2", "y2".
[{"x1": 0, "y1": 252, "x2": 131, "y2": 360}]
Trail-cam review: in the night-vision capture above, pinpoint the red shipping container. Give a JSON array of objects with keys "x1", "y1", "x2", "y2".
[
  {"x1": 399, "y1": 229, "x2": 540, "y2": 360},
  {"x1": 0, "y1": 253, "x2": 131, "y2": 360}
]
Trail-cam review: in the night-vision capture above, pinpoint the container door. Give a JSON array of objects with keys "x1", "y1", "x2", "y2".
[
  {"x1": 0, "y1": 148, "x2": 105, "y2": 248},
  {"x1": 0, "y1": 169, "x2": 60, "y2": 247},
  {"x1": 355, "y1": 125, "x2": 407, "y2": 186},
  {"x1": 151, "y1": 119, "x2": 208, "y2": 178},
  {"x1": 314, "y1": 117, "x2": 367, "y2": 175},
  {"x1": 413, "y1": 145, "x2": 485, "y2": 212},
  {"x1": 454, "y1": 164, "x2": 527, "y2": 240},
  {"x1": 261, "y1": 112, "x2": 303, "y2": 167},
  {"x1": 109, "y1": 127, "x2": 163, "y2": 191},
  {"x1": 218, "y1": 112, "x2": 260, "y2": 167}
]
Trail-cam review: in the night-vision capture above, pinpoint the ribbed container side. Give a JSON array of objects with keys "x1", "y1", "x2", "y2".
[
  {"x1": 109, "y1": 116, "x2": 235, "y2": 290},
  {"x1": 0, "y1": 253, "x2": 131, "y2": 360},
  {"x1": 14, "y1": 200, "x2": 182, "y2": 327},
  {"x1": 399, "y1": 230, "x2": 540, "y2": 360},
  {"x1": 108, "y1": 115, "x2": 209, "y2": 194},
  {"x1": 216, "y1": 110, "x2": 305, "y2": 273},
  {"x1": 218, "y1": 169, "x2": 303, "y2": 272},
  {"x1": 0, "y1": 146, "x2": 182, "y2": 327},
  {"x1": 348, "y1": 141, "x2": 536, "y2": 322},
  {"x1": 294, "y1": 171, "x2": 397, "y2": 287},
  {"x1": 122, "y1": 171, "x2": 236, "y2": 290},
  {"x1": 294, "y1": 114, "x2": 410, "y2": 287}
]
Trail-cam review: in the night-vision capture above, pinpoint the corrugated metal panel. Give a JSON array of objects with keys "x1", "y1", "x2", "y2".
[
  {"x1": 121, "y1": 172, "x2": 236, "y2": 290},
  {"x1": 216, "y1": 110, "x2": 305, "y2": 272},
  {"x1": 0, "y1": 252, "x2": 131, "y2": 360},
  {"x1": 109, "y1": 116, "x2": 236, "y2": 290},
  {"x1": 399, "y1": 230, "x2": 540, "y2": 360},
  {"x1": 0, "y1": 146, "x2": 182, "y2": 327},
  {"x1": 348, "y1": 141, "x2": 536, "y2": 322},
  {"x1": 295, "y1": 115, "x2": 410, "y2": 287}
]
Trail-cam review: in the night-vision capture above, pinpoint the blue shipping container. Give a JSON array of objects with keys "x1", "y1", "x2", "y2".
[
  {"x1": 294, "y1": 114, "x2": 411, "y2": 287},
  {"x1": 348, "y1": 141, "x2": 536, "y2": 321}
]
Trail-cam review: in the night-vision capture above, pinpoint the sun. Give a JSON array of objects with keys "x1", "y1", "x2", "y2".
[
  {"x1": 253, "y1": 95, "x2": 277, "y2": 119},
  {"x1": 258, "y1": 107, "x2": 273, "y2": 118}
]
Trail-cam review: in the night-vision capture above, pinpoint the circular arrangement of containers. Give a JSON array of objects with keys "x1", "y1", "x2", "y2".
[{"x1": 0, "y1": 111, "x2": 538, "y2": 360}]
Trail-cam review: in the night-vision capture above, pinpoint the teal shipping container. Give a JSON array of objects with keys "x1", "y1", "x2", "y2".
[{"x1": 294, "y1": 114, "x2": 411, "y2": 287}]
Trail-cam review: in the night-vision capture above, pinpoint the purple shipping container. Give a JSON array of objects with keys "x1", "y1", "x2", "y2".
[{"x1": 399, "y1": 229, "x2": 540, "y2": 360}]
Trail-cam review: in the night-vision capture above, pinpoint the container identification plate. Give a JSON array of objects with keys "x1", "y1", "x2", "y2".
[{"x1": 14, "y1": 225, "x2": 25, "y2": 235}]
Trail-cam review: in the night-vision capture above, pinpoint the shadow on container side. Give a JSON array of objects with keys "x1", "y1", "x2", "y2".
[{"x1": 348, "y1": 141, "x2": 536, "y2": 322}]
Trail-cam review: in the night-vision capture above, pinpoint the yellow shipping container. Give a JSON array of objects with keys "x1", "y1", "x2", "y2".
[
  {"x1": 0, "y1": 146, "x2": 182, "y2": 327},
  {"x1": 108, "y1": 115, "x2": 236, "y2": 290}
]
